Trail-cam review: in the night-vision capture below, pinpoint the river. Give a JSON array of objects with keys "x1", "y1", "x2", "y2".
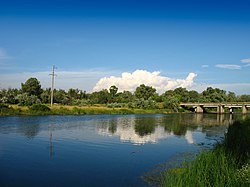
[{"x1": 0, "y1": 113, "x2": 247, "y2": 187}]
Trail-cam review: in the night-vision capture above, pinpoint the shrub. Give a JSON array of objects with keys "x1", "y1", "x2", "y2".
[
  {"x1": 0, "y1": 103, "x2": 9, "y2": 109},
  {"x1": 29, "y1": 104, "x2": 51, "y2": 112},
  {"x1": 17, "y1": 93, "x2": 41, "y2": 106}
]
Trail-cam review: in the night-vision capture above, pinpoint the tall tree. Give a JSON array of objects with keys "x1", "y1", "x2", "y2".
[
  {"x1": 201, "y1": 87, "x2": 227, "y2": 102},
  {"x1": 173, "y1": 87, "x2": 189, "y2": 102},
  {"x1": 134, "y1": 84, "x2": 156, "y2": 100},
  {"x1": 109, "y1": 85, "x2": 118, "y2": 98},
  {"x1": 21, "y1": 77, "x2": 42, "y2": 97}
]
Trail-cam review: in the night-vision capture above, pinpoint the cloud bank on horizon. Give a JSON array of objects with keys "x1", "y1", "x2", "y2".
[{"x1": 93, "y1": 70, "x2": 197, "y2": 94}]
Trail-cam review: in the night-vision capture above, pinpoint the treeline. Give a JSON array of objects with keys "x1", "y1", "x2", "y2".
[{"x1": 1, "y1": 77, "x2": 250, "y2": 111}]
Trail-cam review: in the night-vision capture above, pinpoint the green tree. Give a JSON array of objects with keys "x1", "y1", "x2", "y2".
[
  {"x1": 17, "y1": 93, "x2": 41, "y2": 106},
  {"x1": 89, "y1": 89, "x2": 110, "y2": 104},
  {"x1": 40, "y1": 89, "x2": 51, "y2": 104},
  {"x1": 21, "y1": 77, "x2": 42, "y2": 97},
  {"x1": 134, "y1": 84, "x2": 156, "y2": 100},
  {"x1": 109, "y1": 85, "x2": 118, "y2": 103},
  {"x1": 238, "y1": 94, "x2": 250, "y2": 102},
  {"x1": 227, "y1": 91, "x2": 237, "y2": 102},
  {"x1": 201, "y1": 87, "x2": 227, "y2": 103},
  {"x1": 0, "y1": 88, "x2": 19, "y2": 104},
  {"x1": 173, "y1": 87, "x2": 189, "y2": 102},
  {"x1": 109, "y1": 85, "x2": 118, "y2": 97},
  {"x1": 163, "y1": 95, "x2": 180, "y2": 112},
  {"x1": 188, "y1": 90, "x2": 200, "y2": 103},
  {"x1": 54, "y1": 89, "x2": 69, "y2": 104},
  {"x1": 117, "y1": 91, "x2": 134, "y2": 103}
]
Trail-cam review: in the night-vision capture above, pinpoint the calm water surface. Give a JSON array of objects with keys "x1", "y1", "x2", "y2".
[{"x1": 0, "y1": 114, "x2": 247, "y2": 187}]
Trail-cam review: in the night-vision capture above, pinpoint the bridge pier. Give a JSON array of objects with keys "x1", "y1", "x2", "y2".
[
  {"x1": 217, "y1": 105, "x2": 225, "y2": 114},
  {"x1": 195, "y1": 105, "x2": 203, "y2": 113},
  {"x1": 242, "y1": 105, "x2": 247, "y2": 114},
  {"x1": 229, "y1": 107, "x2": 233, "y2": 114}
]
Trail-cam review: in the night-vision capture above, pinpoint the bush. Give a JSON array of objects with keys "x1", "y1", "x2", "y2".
[
  {"x1": 0, "y1": 103, "x2": 21, "y2": 115},
  {"x1": 17, "y1": 93, "x2": 41, "y2": 106},
  {"x1": 128, "y1": 98, "x2": 158, "y2": 109},
  {"x1": 0, "y1": 103, "x2": 9, "y2": 109},
  {"x1": 107, "y1": 102, "x2": 124, "y2": 108},
  {"x1": 29, "y1": 104, "x2": 51, "y2": 112}
]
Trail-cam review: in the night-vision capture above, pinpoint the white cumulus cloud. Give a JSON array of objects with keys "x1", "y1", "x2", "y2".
[
  {"x1": 215, "y1": 64, "x2": 241, "y2": 70},
  {"x1": 93, "y1": 69, "x2": 197, "y2": 94},
  {"x1": 240, "y1": 58, "x2": 250, "y2": 63}
]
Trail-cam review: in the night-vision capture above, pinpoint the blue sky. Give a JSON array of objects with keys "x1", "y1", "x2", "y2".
[{"x1": 0, "y1": 0, "x2": 250, "y2": 94}]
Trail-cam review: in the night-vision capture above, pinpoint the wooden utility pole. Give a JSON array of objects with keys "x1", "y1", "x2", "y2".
[{"x1": 50, "y1": 65, "x2": 56, "y2": 106}]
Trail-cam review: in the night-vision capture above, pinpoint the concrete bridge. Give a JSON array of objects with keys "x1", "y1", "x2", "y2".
[{"x1": 180, "y1": 103, "x2": 250, "y2": 114}]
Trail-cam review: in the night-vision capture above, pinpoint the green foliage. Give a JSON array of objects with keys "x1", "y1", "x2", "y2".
[
  {"x1": 238, "y1": 94, "x2": 250, "y2": 102},
  {"x1": 128, "y1": 98, "x2": 158, "y2": 109},
  {"x1": 29, "y1": 104, "x2": 51, "y2": 112},
  {"x1": 162, "y1": 148, "x2": 239, "y2": 187},
  {"x1": 90, "y1": 89, "x2": 110, "y2": 104},
  {"x1": 17, "y1": 93, "x2": 41, "y2": 106},
  {"x1": 227, "y1": 91, "x2": 237, "y2": 102},
  {"x1": 0, "y1": 103, "x2": 21, "y2": 115},
  {"x1": 106, "y1": 102, "x2": 124, "y2": 108},
  {"x1": 188, "y1": 90, "x2": 200, "y2": 102},
  {"x1": 163, "y1": 96, "x2": 180, "y2": 112},
  {"x1": 236, "y1": 162, "x2": 250, "y2": 185},
  {"x1": 1, "y1": 76, "x2": 250, "y2": 110},
  {"x1": 40, "y1": 89, "x2": 51, "y2": 103},
  {"x1": 0, "y1": 103, "x2": 9, "y2": 109},
  {"x1": 53, "y1": 89, "x2": 69, "y2": 104},
  {"x1": 21, "y1": 77, "x2": 42, "y2": 97},
  {"x1": 134, "y1": 84, "x2": 156, "y2": 100},
  {"x1": 201, "y1": 87, "x2": 227, "y2": 103},
  {"x1": 161, "y1": 119, "x2": 250, "y2": 187},
  {"x1": 109, "y1": 85, "x2": 118, "y2": 97},
  {"x1": 117, "y1": 91, "x2": 134, "y2": 103},
  {"x1": 0, "y1": 88, "x2": 19, "y2": 104}
]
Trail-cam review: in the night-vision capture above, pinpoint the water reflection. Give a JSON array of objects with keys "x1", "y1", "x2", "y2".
[
  {"x1": 16, "y1": 117, "x2": 42, "y2": 139},
  {"x1": 134, "y1": 117, "x2": 156, "y2": 136},
  {"x1": 50, "y1": 126, "x2": 53, "y2": 160},
  {"x1": 97, "y1": 114, "x2": 244, "y2": 145},
  {"x1": 0, "y1": 114, "x2": 246, "y2": 145},
  {"x1": 0, "y1": 113, "x2": 248, "y2": 187}
]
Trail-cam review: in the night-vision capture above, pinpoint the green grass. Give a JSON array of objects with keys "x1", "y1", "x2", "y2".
[
  {"x1": 0, "y1": 104, "x2": 173, "y2": 116},
  {"x1": 161, "y1": 118, "x2": 250, "y2": 187}
]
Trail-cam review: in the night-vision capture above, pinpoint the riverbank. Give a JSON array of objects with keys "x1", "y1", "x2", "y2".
[
  {"x1": 160, "y1": 118, "x2": 250, "y2": 187},
  {"x1": 0, "y1": 104, "x2": 177, "y2": 116}
]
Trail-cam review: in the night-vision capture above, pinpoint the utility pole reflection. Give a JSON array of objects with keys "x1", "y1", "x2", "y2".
[{"x1": 50, "y1": 126, "x2": 53, "y2": 160}]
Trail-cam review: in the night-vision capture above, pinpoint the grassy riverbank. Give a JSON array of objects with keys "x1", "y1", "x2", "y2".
[
  {"x1": 0, "y1": 104, "x2": 175, "y2": 116},
  {"x1": 161, "y1": 118, "x2": 250, "y2": 187}
]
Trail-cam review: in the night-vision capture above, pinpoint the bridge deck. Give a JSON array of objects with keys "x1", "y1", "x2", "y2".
[{"x1": 180, "y1": 103, "x2": 250, "y2": 114}]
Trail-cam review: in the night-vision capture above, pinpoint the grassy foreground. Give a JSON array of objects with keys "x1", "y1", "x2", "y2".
[
  {"x1": 0, "y1": 103, "x2": 173, "y2": 116},
  {"x1": 161, "y1": 118, "x2": 250, "y2": 187}
]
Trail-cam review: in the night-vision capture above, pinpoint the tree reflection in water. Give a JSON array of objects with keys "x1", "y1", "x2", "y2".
[
  {"x1": 98, "y1": 114, "x2": 243, "y2": 145},
  {"x1": 17, "y1": 122, "x2": 40, "y2": 139},
  {"x1": 134, "y1": 117, "x2": 156, "y2": 137}
]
